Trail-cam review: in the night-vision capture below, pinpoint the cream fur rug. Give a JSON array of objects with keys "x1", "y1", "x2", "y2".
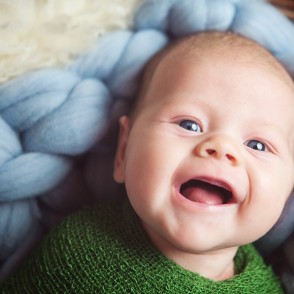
[{"x1": 0, "y1": 0, "x2": 140, "y2": 83}]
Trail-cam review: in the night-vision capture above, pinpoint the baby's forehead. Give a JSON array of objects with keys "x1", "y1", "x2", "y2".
[
  {"x1": 133, "y1": 32, "x2": 294, "y2": 119},
  {"x1": 163, "y1": 32, "x2": 292, "y2": 84}
]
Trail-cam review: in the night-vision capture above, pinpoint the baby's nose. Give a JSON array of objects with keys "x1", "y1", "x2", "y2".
[{"x1": 195, "y1": 134, "x2": 242, "y2": 166}]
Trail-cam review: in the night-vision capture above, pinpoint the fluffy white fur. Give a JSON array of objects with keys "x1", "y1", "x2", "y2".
[{"x1": 0, "y1": 0, "x2": 139, "y2": 83}]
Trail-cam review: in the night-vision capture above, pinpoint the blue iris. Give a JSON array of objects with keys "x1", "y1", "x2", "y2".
[
  {"x1": 179, "y1": 120, "x2": 201, "y2": 132},
  {"x1": 246, "y1": 140, "x2": 266, "y2": 151}
]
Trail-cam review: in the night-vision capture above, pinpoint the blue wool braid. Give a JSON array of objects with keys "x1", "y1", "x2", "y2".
[
  {"x1": 0, "y1": 200, "x2": 40, "y2": 260},
  {"x1": 0, "y1": 0, "x2": 294, "y2": 275},
  {"x1": 0, "y1": 29, "x2": 168, "y2": 270},
  {"x1": 134, "y1": 0, "x2": 294, "y2": 75}
]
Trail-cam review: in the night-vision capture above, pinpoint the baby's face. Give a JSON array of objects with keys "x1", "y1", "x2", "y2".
[{"x1": 114, "y1": 48, "x2": 294, "y2": 255}]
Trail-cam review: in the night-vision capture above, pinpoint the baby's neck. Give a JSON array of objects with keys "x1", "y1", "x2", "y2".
[
  {"x1": 161, "y1": 243, "x2": 237, "y2": 281},
  {"x1": 143, "y1": 223, "x2": 238, "y2": 281},
  {"x1": 182, "y1": 251, "x2": 236, "y2": 281}
]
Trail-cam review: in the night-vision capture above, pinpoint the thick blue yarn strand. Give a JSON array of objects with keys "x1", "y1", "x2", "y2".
[
  {"x1": 0, "y1": 200, "x2": 40, "y2": 260},
  {"x1": 0, "y1": 0, "x2": 294, "y2": 278}
]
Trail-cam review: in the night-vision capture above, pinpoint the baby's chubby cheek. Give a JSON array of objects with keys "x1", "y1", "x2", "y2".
[{"x1": 124, "y1": 128, "x2": 180, "y2": 194}]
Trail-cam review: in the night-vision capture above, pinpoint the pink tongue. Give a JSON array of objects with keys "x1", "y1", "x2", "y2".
[{"x1": 182, "y1": 183, "x2": 224, "y2": 205}]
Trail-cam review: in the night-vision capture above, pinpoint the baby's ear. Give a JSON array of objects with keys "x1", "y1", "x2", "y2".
[{"x1": 113, "y1": 116, "x2": 129, "y2": 183}]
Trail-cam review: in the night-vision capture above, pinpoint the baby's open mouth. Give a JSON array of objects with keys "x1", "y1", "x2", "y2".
[{"x1": 180, "y1": 179, "x2": 234, "y2": 205}]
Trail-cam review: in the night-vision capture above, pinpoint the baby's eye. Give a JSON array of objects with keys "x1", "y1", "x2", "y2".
[
  {"x1": 179, "y1": 120, "x2": 202, "y2": 132},
  {"x1": 246, "y1": 140, "x2": 267, "y2": 151}
]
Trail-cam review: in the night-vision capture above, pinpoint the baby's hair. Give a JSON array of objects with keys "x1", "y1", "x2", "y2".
[{"x1": 128, "y1": 31, "x2": 293, "y2": 122}]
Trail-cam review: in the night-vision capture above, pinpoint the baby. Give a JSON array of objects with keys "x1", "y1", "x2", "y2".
[{"x1": 1, "y1": 31, "x2": 294, "y2": 293}]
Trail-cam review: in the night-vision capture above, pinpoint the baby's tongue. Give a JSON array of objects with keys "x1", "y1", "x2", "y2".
[{"x1": 181, "y1": 181, "x2": 224, "y2": 205}]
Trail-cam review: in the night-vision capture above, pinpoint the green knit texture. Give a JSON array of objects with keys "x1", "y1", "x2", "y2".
[{"x1": 0, "y1": 201, "x2": 284, "y2": 293}]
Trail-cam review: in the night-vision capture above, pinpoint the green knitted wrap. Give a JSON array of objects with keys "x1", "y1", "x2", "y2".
[{"x1": 1, "y1": 201, "x2": 284, "y2": 293}]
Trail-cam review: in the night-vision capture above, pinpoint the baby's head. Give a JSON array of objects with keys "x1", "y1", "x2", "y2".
[{"x1": 113, "y1": 31, "x2": 294, "y2": 274}]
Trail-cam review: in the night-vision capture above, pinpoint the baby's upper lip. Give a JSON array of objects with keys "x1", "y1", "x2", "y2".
[{"x1": 179, "y1": 175, "x2": 244, "y2": 204}]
